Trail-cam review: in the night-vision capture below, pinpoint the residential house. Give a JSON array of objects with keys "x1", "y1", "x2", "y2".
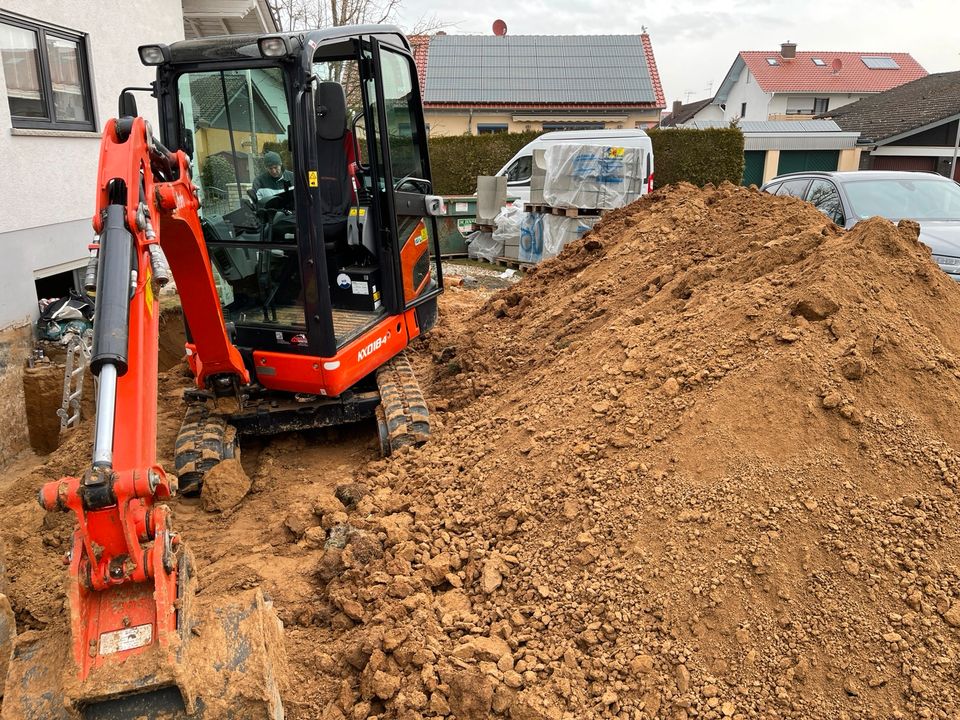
[
  {"x1": 821, "y1": 71, "x2": 960, "y2": 180},
  {"x1": 0, "y1": 0, "x2": 276, "y2": 463},
  {"x1": 689, "y1": 42, "x2": 926, "y2": 124},
  {"x1": 412, "y1": 32, "x2": 665, "y2": 136},
  {"x1": 681, "y1": 119, "x2": 861, "y2": 186},
  {"x1": 659, "y1": 97, "x2": 713, "y2": 127}
]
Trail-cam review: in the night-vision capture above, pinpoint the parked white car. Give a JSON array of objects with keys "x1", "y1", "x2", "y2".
[{"x1": 494, "y1": 129, "x2": 655, "y2": 205}]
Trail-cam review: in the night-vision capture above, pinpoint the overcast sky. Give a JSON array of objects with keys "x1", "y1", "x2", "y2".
[{"x1": 395, "y1": 0, "x2": 960, "y2": 107}]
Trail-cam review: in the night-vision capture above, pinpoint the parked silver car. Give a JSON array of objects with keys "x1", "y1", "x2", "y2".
[{"x1": 761, "y1": 170, "x2": 960, "y2": 278}]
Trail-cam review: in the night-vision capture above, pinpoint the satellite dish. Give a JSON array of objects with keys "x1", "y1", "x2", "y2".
[
  {"x1": 493, "y1": 19, "x2": 507, "y2": 36},
  {"x1": 831, "y1": 58, "x2": 843, "y2": 73}
]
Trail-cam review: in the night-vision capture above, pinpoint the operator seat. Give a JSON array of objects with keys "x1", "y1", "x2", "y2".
[{"x1": 315, "y1": 81, "x2": 351, "y2": 252}]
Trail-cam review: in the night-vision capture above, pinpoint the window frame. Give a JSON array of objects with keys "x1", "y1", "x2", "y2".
[
  {"x1": 0, "y1": 11, "x2": 97, "y2": 132},
  {"x1": 775, "y1": 178, "x2": 811, "y2": 199},
  {"x1": 805, "y1": 178, "x2": 845, "y2": 225},
  {"x1": 476, "y1": 123, "x2": 507, "y2": 134},
  {"x1": 504, "y1": 155, "x2": 532, "y2": 186}
]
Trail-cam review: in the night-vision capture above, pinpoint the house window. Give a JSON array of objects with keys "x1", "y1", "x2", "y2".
[
  {"x1": 542, "y1": 122, "x2": 605, "y2": 131},
  {"x1": 740, "y1": 102, "x2": 747, "y2": 118},
  {"x1": 785, "y1": 96, "x2": 829, "y2": 116},
  {"x1": 785, "y1": 96, "x2": 814, "y2": 115},
  {"x1": 0, "y1": 13, "x2": 95, "y2": 131},
  {"x1": 477, "y1": 123, "x2": 507, "y2": 134}
]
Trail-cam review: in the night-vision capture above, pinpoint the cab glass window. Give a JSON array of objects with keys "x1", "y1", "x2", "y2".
[{"x1": 177, "y1": 68, "x2": 304, "y2": 330}]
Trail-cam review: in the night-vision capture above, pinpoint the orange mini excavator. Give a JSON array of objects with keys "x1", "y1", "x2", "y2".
[{"x1": 2, "y1": 25, "x2": 442, "y2": 719}]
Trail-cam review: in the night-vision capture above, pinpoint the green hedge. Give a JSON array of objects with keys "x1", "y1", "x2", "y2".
[
  {"x1": 647, "y1": 127, "x2": 745, "y2": 188},
  {"x1": 427, "y1": 131, "x2": 542, "y2": 195}
]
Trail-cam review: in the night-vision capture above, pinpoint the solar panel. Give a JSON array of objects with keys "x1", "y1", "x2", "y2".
[{"x1": 861, "y1": 56, "x2": 900, "y2": 69}]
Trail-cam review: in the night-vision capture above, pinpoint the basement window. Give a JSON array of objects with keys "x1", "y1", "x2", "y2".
[
  {"x1": 0, "y1": 12, "x2": 95, "y2": 131},
  {"x1": 477, "y1": 123, "x2": 507, "y2": 134}
]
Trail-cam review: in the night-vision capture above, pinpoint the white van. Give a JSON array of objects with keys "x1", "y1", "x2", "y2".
[{"x1": 495, "y1": 129, "x2": 655, "y2": 205}]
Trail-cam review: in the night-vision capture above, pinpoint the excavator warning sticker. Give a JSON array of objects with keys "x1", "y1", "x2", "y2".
[
  {"x1": 144, "y1": 266, "x2": 154, "y2": 316},
  {"x1": 99, "y1": 624, "x2": 153, "y2": 656},
  {"x1": 308, "y1": 171, "x2": 318, "y2": 187},
  {"x1": 415, "y1": 227, "x2": 428, "y2": 245}
]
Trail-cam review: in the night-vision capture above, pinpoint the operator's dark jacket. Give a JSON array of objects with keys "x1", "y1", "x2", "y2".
[{"x1": 252, "y1": 169, "x2": 294, "y2": 194}]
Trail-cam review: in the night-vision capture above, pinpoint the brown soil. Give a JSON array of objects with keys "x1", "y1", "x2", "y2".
[
  {"x1": 3, "y1": 182, "x2": 960, "y2": 719},
  {"x1": 200, "y1": 453, "x2": 251, "y2": 512},
  {"x1": 21, "y1": 363, "x2": 63, "y2": 454}
]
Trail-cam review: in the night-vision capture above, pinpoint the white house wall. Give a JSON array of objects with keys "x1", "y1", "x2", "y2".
[
  {"x1": 0, "y1": 0, "x2": 184, "y2": 328},
  {"x1": 720, "y1": 69, "x2": 772, "y2": 122}
]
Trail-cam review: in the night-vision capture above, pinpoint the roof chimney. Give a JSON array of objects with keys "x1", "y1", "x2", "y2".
[
  {"x1": 672, "y1": 100, "x2": 683, "y2": 116},
  {"x1": 780, "y1": 41, "x2": 797, "y2": 60}
]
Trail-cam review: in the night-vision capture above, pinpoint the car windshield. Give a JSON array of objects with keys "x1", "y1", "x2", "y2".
[{"x1": 843, "y1": 177, "x2": 960, "y2": 221}]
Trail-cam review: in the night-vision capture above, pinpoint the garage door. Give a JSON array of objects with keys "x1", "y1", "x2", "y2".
[
  {"x1": 871, "y1": 156, "x2": 937, "y2": 172},
  {"x1": 742, "y1": 151, "x2": 765, "y2": 186},
  {"x1": 777, "y1": 150, "x2": 840, "y2": 174}
]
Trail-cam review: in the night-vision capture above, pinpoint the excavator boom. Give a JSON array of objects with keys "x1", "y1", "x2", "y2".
[{"x1": 1, "y1": 117, "x2": 285, "y2": 719}]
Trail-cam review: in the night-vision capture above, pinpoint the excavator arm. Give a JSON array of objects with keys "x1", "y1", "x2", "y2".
[{"x1": 1, "y1": 117, "x2": 284, "y2": 720}]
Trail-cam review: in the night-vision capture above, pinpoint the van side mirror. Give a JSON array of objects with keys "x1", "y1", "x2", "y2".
[{"x1": 118, "y1": 90, "x2": 138, "y2": 118}]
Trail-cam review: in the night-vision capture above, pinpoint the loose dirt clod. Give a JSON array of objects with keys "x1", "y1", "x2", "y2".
[
  {"x1": 200, "y1": 457, "x2": 251, "y2": 512},
  {"x1": 3, "y1": 183, "x2": 960, "y2": 719}
]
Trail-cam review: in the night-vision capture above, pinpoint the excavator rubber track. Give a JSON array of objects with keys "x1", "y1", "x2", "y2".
[
  {"x1": 174, "y1": 406, "x2": 237, "y2": 495},
  {"x1": 375, "y1": 352, "x2": 430, "y2": 455}
]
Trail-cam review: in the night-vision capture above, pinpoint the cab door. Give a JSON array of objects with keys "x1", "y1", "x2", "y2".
[{"x1": 365, "y1": 37, "x2": 442, "y2": 316}]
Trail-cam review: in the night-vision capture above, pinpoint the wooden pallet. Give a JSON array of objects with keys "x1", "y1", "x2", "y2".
[
  {"x1": 523, "y1": 204, "x2": 604, "y2": 218},
  {"x1": 494, "y1": 256, "x2": 534, "y2": 271}
]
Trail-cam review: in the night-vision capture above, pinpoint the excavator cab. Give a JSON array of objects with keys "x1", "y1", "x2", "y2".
[
  {"x1": 1, "y1": 26, "x2": 440, "y2": 720},
  {"x1": 159, "y1": 28, "x2": 443, "y2": 412}
]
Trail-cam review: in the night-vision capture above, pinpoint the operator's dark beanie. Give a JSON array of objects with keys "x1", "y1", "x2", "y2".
[{"x1": 264, "y1": 151, "x2": 282, "y2": 167}]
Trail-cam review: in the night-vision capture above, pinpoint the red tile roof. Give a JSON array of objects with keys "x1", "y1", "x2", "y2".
[
  {"x1": 741, "y1": 51, "x2": 927, "y2": 94},
  {"x1": 641, "y1": 33, "x2": 666, "y2": 110},
  {"x1": 409, "y1": 34, "x2": 429, "y2": 97}
]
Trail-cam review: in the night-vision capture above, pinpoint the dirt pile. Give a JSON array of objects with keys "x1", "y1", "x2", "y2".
[
  {"x1": 3, "y1": 182, "x2": 960, "y2": 720},
  {"x1": 313, "y1": 183, "x2": 960, "y2": 719}
]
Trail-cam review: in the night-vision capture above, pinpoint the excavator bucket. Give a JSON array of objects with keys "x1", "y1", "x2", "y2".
[{"x1": 1, "y1": 552, "x2": 287, "y2": 720}]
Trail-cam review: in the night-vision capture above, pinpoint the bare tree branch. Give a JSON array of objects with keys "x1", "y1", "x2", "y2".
[{"x1": 267, "y1": 0, "x2": 447, "y2": 33}]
